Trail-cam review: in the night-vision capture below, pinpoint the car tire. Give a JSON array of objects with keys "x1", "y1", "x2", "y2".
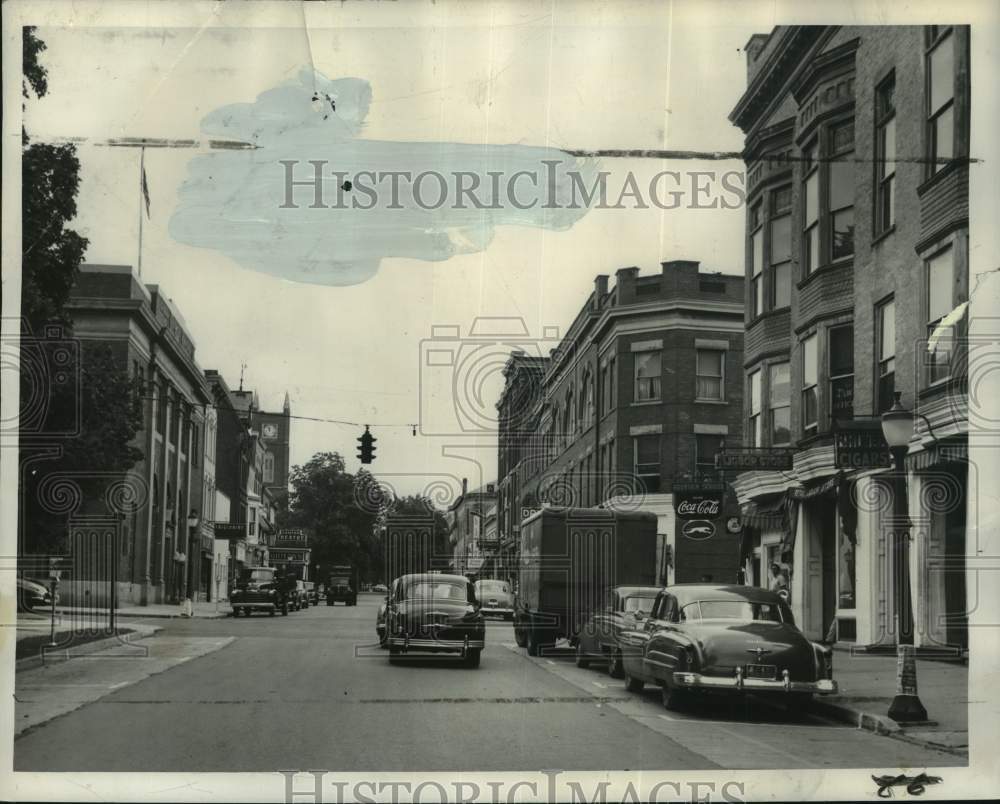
[
  {"x1": 608, "y1": 649, "x2": 625, "y2": 679},
  {"x1": 526, "y1": 626, "x2": 540, "y2": 656},
  {"x1": 624, "y1": 672, "x2": 645, "y2": 693},
  {"x1": 513, "y1": 623, "x2": 528, "y2": 648},
  {"x1": 574, "y1": 642, "x2": 590, "y2": 668},
  {"x1": 282, "y1": 603, "x2": 289, "y2": 616},
  {"x1": 661, "y1": 681, "x2": 688, "y2": 711},
  {"x1": 465, "y1": 649, "x2": 482, "y2": 668}
]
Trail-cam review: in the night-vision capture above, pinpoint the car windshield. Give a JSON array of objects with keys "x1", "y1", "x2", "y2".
[
  {"x1": 239, "y1": 569, "x2": 274, "y2": 584},
  {"x1": 403, "y1": 580, "x2": 469, "y2": 601},
  {"x1": 623, "y1": 596, "x2": 655, "y2": 615},
  {"x1": 680, "y1": 600, "x2": 785, "y2": 623},
  {"x1": 477, "y1": 581, "x2": 509, "y2": 594}
]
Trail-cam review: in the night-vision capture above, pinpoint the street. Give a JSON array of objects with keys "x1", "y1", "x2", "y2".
[{"x1": 15, "y1": 594, "x2": 963, "y2": 772}]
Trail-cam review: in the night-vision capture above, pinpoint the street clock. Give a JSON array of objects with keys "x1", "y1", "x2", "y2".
[{"x1": 262, "y1": 423, "x2": 278, "y2": 439}]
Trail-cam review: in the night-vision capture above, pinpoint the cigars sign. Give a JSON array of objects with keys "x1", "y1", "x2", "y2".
[{"x1": 673, "y1": 481, "x2": 727, "y2": 521}]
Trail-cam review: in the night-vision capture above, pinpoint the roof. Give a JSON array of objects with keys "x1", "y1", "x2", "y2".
[
  {"x1": 666, "y1": 584, "x2": 785, "y2": 604},
  {"x1": 398, "y1": 573, "x2": 469, "y2": 584}
]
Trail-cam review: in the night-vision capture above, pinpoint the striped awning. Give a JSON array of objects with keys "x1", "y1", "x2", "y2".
[
  {"x1": 740, "y1": 495, "x2": 786, "y2": 529},
  {"x1": 906, "y1": 440, "x2": 967, "y2": 471}
]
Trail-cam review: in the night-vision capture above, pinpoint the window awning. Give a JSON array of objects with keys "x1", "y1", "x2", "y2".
[
  {"x1": 906, "y1": 440, "x2": 967, "y2": 472},
  {"x1": 740, "y1": 495, "x2": 786, "y2": 530}
]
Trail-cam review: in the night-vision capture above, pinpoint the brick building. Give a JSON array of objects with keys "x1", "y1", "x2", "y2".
[
  {"x1": 447, "y1": 478, "x2": 497, "y2": 577},
  {"x1": 729, "y1": 25, "x2": 970, "y2": 649},
  {"x1": 494, "y1": 259, "x2": 745, "y2": 585}
]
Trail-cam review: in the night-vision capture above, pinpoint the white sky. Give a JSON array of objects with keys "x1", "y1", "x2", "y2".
[{"x1": 16, "y1": 3, "x2": 803, "y2": 497}]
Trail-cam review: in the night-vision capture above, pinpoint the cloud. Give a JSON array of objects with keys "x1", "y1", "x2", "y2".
[{"x1": 168, "y1": 68, "x2": 597, "y2": 286}]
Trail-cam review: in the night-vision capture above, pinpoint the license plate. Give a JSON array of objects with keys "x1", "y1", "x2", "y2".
[
  {"x1": 745, "y1": 664, "x2": 777, "y2": 679},
  {"x1": 488, "y1": 600, "x2": 498, "y2": 606}
]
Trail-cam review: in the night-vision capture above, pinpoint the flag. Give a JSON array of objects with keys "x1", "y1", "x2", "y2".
[{"x1": 141, "y1": 162, "x2": 151, "y2": 218}]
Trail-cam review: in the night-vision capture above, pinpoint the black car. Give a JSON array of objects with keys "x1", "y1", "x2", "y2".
[
  {"x1": 384, "y1": 573, "x2": 485, "y2": 667},
  {"x1": 574, "y1": 585, "x2": 660, "y2": 677},
  {"x1": 230, "y1": 567, "x2": 292, "y2": 616}
]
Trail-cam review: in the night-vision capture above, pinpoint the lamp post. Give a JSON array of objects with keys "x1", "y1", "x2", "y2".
[
  {"x1": 880, "y1": 392, "x2": 928, "y2": 723},
  {"x1": 182, "y1": 509, "x2": 200, "y2": 618}
]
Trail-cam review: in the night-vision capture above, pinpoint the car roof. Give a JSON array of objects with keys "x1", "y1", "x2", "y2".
[
  {"x1": 615, "y1": 586, "x2": 660, "y2": 597},
  {"x1": 398, "y1": 573, "x2": 469, "y2": 584},
  {"x1": 664, "y1": 584, "x2": 785, "y2": 605}
]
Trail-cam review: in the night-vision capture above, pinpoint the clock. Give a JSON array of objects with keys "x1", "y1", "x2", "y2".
[
  {"x1": 262, "y1": 423, "x2": 278, "y2": 439},
  {"x1": 725, "y1": 517, "x2": 742, "y2": 534}
]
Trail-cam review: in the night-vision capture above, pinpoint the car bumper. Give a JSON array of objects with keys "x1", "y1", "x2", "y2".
[
  {"x1": 387, "y1": 635, "x2": 486, "y2": 652},
  {"x1": 480, "y1": 606, "x2": 513, "y2": 616},
  {"x1": 672, "y1": 671, "x2": 837, "y2": 695},
  {"x1": 231, "y1": 601, "x2": 277, "y2": 611}
]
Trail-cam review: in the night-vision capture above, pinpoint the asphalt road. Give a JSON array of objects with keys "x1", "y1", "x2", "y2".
[{"x1": 14, "y1": 594, "x2": 964, "y2": 771}]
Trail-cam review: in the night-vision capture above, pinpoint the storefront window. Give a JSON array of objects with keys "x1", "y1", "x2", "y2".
[{"x1": 838, "y1": 527, "x2": 856, "y2": 609}]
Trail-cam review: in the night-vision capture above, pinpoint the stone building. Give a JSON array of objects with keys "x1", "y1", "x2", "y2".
[{"x1": 729, "y1": 25, "x2": 970, "y2": 649}]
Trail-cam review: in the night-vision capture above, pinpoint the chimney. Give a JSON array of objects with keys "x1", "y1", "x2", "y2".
[
  {"x1": 615, "y1": 266, "x2": 639, "y2": 284},
  {"x1": 661, "y1": 259, "x2": 700, "y2": 274},
  {"x1": 744, "y1": 33, "x2": 770, "y2": 82},
  {"x1": 593, "y1": 274, "x2": 609, "y2": 309}
]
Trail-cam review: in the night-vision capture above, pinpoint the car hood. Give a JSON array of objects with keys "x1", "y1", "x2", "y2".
[
  {"x1": 20, "y1": 579, "x2": 51, "y2": 595},
  {"x1": 678, "y1": 620, "x2": 816, "y2": 678}
]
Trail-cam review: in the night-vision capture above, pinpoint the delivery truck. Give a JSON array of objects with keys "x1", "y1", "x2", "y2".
[
  {"x1": 513, "y1": 507, "x2": 659, "y2": 656},
  {"x1": 325, "y1": 564, "x2": 359, "y2": 606}
]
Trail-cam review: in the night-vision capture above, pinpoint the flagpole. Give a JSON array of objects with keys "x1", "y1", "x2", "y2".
[{"x1": 137, "y1": 145, "x2": 145, "y2": 278}]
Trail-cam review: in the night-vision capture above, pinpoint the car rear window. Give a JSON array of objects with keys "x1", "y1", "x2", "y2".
[
  {"x1": 402, "y1": 580, "x2": 469, "y2": 601},
  {"x1": 477, "y1": 581, "x2": 510, "y2": 594},
  {"x1": 680, "y1": 600, "x2": 785, "y2": 623}
]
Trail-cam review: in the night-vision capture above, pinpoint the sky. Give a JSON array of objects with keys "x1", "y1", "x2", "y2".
[{"x1": 23, "y1": 1, "x2": 766, "y2": 501}]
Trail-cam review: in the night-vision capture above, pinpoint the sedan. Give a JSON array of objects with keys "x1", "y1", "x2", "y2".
[
  {"x1": 473, "y1": 579, "x2": 514, "y2": 620},
  {"x1": 17, "y1": 577, "x2": 59, "y2": 613},
  {"x1": 384, "y1": 573, "x2": 485, "y2": 667},
  {"x1": 619, "y1": 584, "x2": 836, "y2": 711},
  {"x1": 574, "y1": 585, "x2": 660, "y2": 677}
]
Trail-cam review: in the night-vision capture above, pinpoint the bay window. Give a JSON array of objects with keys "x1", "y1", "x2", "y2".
[
  {"x1": 750, "y1": 201, "x2": 764, "y2": 317},
  {"x1": 748, "y1": 370, "x2": 762, "y2": 447},
  {"x1": 829, "y1": 121, "x2": 855, "y2": 261},
  {"x1": 802, "y1": 334, "x2": 818, "y2": 435},
  {"x1": 927, "y1": 246, "x2": 955, "y2": 383},
  {"x1": 768, "y1": 362, "x2": 791, "y2": 446},
  {"x1": 770, "y1": 186, "x2": 792, "y2": 308},
  {"x1": 803, "y1": 142, "x2": 820, "y2": 275},
  {"x1": 927, "y1": 27, "x2": 955, "y2": 175},
  {"x1": 829, "y1": 325, "x2": 854, "y2": 421}
]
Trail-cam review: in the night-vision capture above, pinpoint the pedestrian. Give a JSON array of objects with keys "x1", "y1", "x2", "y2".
[{"x1": 768, "y1": 563, "x2": 788, "y2": 595}]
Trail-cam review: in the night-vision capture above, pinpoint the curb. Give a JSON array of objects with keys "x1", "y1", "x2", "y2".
[
  {"x1": 811, "y1": 698, "x2": 967, "y2": 756},
  {"x1": 15, "y1": 624, "x2": 163, "y2": 672},
  {"x1": 52, "y1": 607, "x2": 227, "y2": 620}
]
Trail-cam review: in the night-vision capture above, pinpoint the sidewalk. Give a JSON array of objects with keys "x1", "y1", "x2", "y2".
[
  {"x1": 50, "y1": 601, "x2": 229, "y2": 619},
  {"x1": 15, "y1": 614, "x2": 163, "y2": 671},
  {"x1": 813, "y1": 647, "x2": 968, "y2": 755}
]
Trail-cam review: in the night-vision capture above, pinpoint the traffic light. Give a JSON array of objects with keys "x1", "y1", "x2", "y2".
[{"x1": 357, "y1": 425, "x2": 376, "y2": 464}]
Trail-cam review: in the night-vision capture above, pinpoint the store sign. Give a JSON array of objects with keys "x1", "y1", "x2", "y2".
[
  {"x1": 673, "y1": 481, "x2": 726, "y2": 520},
  {"x1": 715, "y1": 449, "x2": 794, "y2": 471},
  {"x1": 213, "y1": 523, "x2": 245, "y2": 540},
  {"x1": 269, "y1": 549, "x2": 308, "y2": 563},
  {"x1": 834, "y1": 428, "x2": 891, "y2": 470},
  {"x1": 681, "y1": 519, "x2": 716, "y2": 540}
]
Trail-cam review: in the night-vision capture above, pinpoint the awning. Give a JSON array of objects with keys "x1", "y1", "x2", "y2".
[
  {"x1": 789, "y1": 472, "x2": 840, "y2": 500},
  {"x1": 740, "y1": 495, "x2": 786, "y2": 530},
  {"x1": 906, "y1": 439, "x2": 967, "y2": 471}
]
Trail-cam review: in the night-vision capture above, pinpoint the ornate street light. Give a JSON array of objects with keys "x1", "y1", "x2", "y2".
[
  {"x1": 880, "y1": 392, "x2": 928, "y2": 723},
  {"x1": 182, "y1": 509, "x2": 200, "y2": 618}
]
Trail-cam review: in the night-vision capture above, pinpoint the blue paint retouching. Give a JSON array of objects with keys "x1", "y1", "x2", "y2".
[{"x1": 169, "y1": 69, "x2": 598, "y2": 286}]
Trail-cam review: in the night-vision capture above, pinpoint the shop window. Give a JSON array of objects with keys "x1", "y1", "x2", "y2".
[
  {"x1": 802, "y1": 334, "x2": 818, "y2": 435},
  {"x1": 768, "y1": 362, "x2": 791, "y2": 446},
  {"x1": 839, "y1": 527, "x2": 857, "y2": 610},
  {"x1": 876, "y1": 299, "x2": 896, "y2": 413},
  {"x1": 829, "y1": 325, "x2": 854, "y2": 421}
]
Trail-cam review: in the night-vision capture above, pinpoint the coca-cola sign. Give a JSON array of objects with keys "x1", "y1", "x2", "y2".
[{"x1": 673, "y1": 480, "x2": 727, "y2": 521}]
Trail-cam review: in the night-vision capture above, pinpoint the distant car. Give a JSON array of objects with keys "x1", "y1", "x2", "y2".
[
  {"x1": 303, "y1": 581, "x2": 319, "y2": 607},
  {"x1": 574, "y1": 585, "x2": 660, "y2": 677},
  {"x1": 230, "y1": 567, "x2": 291, "y2": 616},
  {"x1": 473, "y1": 579, "x2": 514, "y2": 620},
  {"x1": 618, "y1": 584, "x2": 836, "y2": 711},
  {"x1": 372, "y1": 583, "x2": 388, "y2": 593},
  {"x1": 375, "y1": 579, "x2": 399, "y2": 647},
  {"x1": 17, "y1": 577, "x2": 59, "y2": 613},
  {"x1": 291, "y1": 580, "x2": 308, "y2": 610},
  {"x1": 384, "y1": 573, "x2": 485, "y2": 667}
]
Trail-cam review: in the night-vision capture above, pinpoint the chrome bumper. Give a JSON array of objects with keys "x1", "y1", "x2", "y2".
[
  {"x1": 231, "y1": 601, "x2": 276, "y2": 611},
  {"x1": 673, "y1": 669, "x2": 837, "y2": 695},
  {"x1": 387, "y1": 636, "x2": 486, "y2": 651}
]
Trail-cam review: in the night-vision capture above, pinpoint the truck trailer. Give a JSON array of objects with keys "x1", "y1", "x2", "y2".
[{"x1": 513, "y1": 507, "x2": 659, "y2": 656}]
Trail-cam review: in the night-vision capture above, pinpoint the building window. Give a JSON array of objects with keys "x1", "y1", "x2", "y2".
[
  {"x1": 750, "y1": 201, "x2": 764, "y2": 317},
  {"x1": 876, "y1": 299, "x2": 896, "y2": 413},
  {"x1": 768, "y1": 362, "x2": 791, "y2": 446},
  {"x1": 926, "y1": 27, "x2": 955, "y2": 175},
  {"x1": 263, "y1": 452, "x2": 275, "y2": 483},
  {"x1": 748, "y1": 370, "x2": 762, "y2": 448},
  {"x1": 875, "y1": 73, "x2": 896, "y2": 234},
  {"x1": 634, "y1": 435, "x2": 661, "y2": 493},
  {"x1": 829, "y1": 121, "x2": 855, "y2": 261},
  {"x1": 695, "y1": 434, "x2": 723, "y2": 479},
  {"x1": 609, "y1": 357, "x2": 617, "y2": 410},
  {"x1": 581, "y1": 371, "x2": 595, "y2": 430},
  {"x1": 802, "y1": 140, "x2": 820, "y2": 275},
  {"x1": 696, "y1": 349, "x2": 725, "y2": 400},
  {"x1": 829, "y1": 325, "x2": 855, "y2": 421},
  {"x1": 802, "y1": 334, "x2": 818, "y2": 435},
  {"x1": 927, "y1": 246, "x2": 956, "y2": 384},
  {"x1": 770, "y1": 186, "x2": 792, "y2": 308},
  {"x1": 634, "y1": 351, "x2": 661, "y2": 402}
]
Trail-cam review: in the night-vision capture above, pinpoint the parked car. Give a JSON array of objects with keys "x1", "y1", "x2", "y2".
[
  {"x1": 230, "y1": 567, "x2": 292, "y2": 616},
  {"x1": 17, "y1": 577, "x2": 59, "y2": 613},
  {"x1": 375, "y1": 579, "x2": 400, "y2": 647},
  {"x1": 304, "y1": 581, "x2": 319, "y2": 606},
  {"x1": 574, "y1": 585, "x2": 660, "y2": 676},
  {"x1": 372, "y1": 583, "x2": 388, "y2": 593},
  {"x1": 291, "y1": 580, "x2": 308, "y2": 610},
  {"x1": 384, "y1": 573, "x2": 485, "y2": 667},
  {"x1": 473, "y1": 579, "x2": 515, "y2": 620},
  {"x1": 618, "y1": 584, "x2": 836, "y2": 711}
]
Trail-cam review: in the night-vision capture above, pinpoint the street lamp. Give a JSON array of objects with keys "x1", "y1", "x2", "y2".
[
  {"x1": 880, "y1": 392, "x2": 928, "y2": 723},
  {"x1": 182, "y1": 509, "x2": 200, "y2": 618}
]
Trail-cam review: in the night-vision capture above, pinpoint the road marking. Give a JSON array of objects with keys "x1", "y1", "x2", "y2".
[
  {"x1": 592, "y1": 681, "x2": 608, "y2": 689},
  {"x1": 658, "y1": 713, "x2": 677, "y2": 722},
  {"x1": 546, "y1": 660, "x2": 556, "y2": 665}
]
